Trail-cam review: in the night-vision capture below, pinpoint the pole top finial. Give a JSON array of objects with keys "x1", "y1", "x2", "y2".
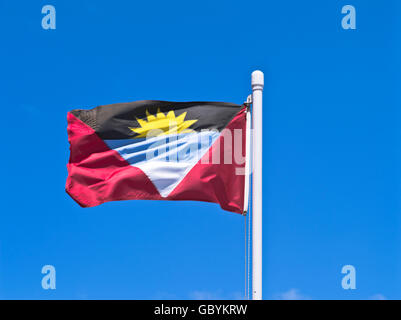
[{"x1": 251, "y1": 70, "x2": 264, "y2": 89}]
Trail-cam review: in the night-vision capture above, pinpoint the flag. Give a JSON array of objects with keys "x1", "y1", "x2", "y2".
[{"x1": 66, "y1": 100, "x2": 247, "y2": 213}]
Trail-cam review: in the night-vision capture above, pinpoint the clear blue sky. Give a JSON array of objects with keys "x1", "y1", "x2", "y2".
[{"x1": 0, "y1": 0, "x2": 400, "y2": 299}]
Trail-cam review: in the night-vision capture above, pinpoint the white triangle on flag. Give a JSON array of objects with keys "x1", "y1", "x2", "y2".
[{"x1": 105, "y1": 131, "x2": 220, "y2": 197}]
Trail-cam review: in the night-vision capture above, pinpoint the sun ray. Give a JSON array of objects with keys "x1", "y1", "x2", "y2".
[
  {"x1": 146, "y1": 110, "x2": 156, "y2": 122},
  {"x1": 130, "y1": 108, "x2": 198, "y2": 138},
  {"x1": 156, "y1": 108, "x2": 165, "y2": 119},
  {"x1": 166, "y1": 110, "x2": 175, "y2": 119}
]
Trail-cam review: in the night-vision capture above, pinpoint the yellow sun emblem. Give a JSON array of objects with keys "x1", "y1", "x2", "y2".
[{"x1": 130, "y1": 108, "x2": 198, "y2": 138}]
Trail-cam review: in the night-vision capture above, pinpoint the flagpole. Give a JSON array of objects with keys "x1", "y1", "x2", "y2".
[
  {"x1": 251, "y1": 70, "x2": 264, "y2": 300},
  {"x1": 243, "y1": 94, "x2": 252, "y2": 215}
]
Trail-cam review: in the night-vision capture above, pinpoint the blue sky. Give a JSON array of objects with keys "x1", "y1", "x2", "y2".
[{"x1": 0, "y1": 0, "x2": 400, "y2": 299}]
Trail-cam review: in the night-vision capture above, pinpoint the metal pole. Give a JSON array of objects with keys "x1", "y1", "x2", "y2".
[
  {"x1": 251, "y1": 70, "x2": 264, "y2": 300},
  {"x1": 243, "y1": 95, "x2": 252, "y2": 215}
]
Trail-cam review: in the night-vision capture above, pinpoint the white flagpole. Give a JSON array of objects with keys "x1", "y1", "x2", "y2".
[
  {"x1": 243, "y1": 95, "x2": 252, "y2": 215},
  {"x1": 251, "y1": 70, "x2": 264, "y2": 300}
]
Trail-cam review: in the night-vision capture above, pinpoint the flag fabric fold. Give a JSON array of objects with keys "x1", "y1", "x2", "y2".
[{"x1": 66, "y1": 100, "x2": 247, "y2": 213}]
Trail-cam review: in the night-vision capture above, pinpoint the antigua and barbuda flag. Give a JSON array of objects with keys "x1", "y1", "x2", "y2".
[{"x1": 66, "y1": 100, "x2": 247, "y2": 213}]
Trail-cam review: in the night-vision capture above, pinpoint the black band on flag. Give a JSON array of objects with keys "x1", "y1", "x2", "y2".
[{"x1": 70, "y1": 100, "x2": 242, "y2": 140}]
